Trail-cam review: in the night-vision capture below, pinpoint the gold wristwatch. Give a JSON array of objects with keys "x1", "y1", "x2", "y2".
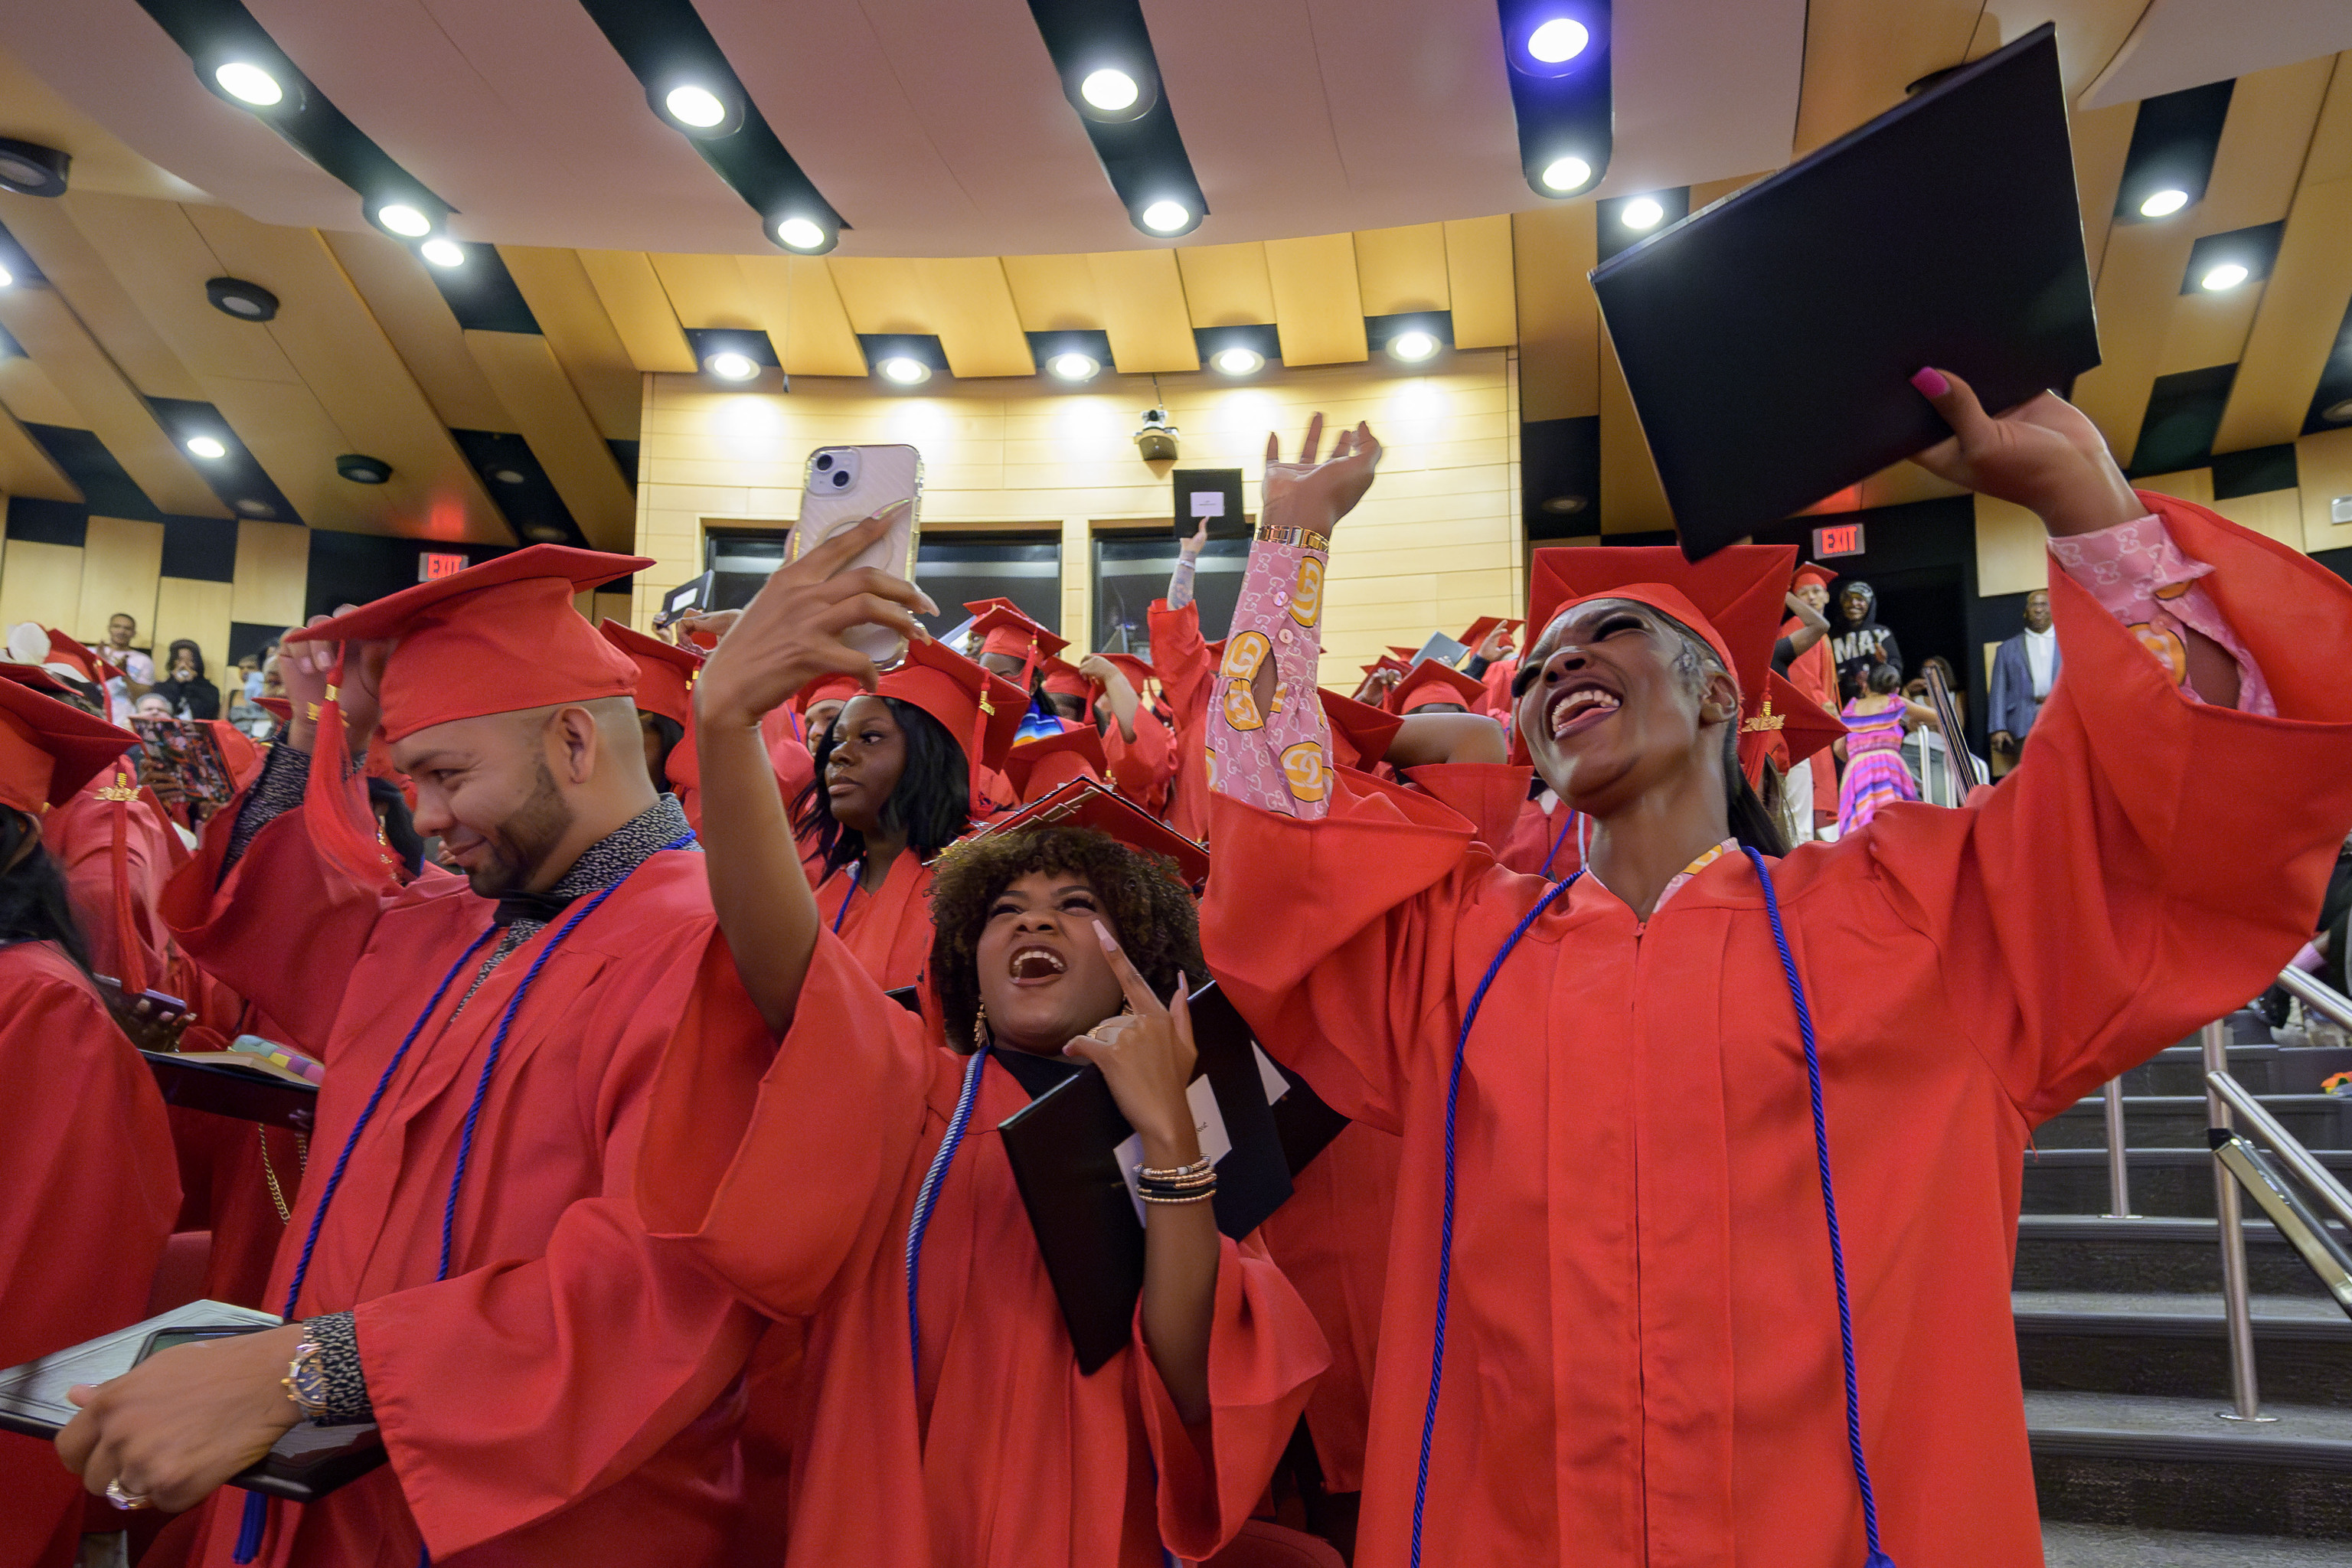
[{"x1": 282, "y1": 1338, "x2": 330, "y2": 1421}]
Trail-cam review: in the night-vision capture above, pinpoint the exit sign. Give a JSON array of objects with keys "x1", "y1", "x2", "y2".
[
  {"x1": 418, "y1": 551, "x2": 471, "y2": 582},
  {"x1": 1811, "y1": 521, "x2": 1865, "y2": 558}
]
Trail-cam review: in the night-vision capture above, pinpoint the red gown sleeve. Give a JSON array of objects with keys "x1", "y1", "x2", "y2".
[
  {"x1": 1101, "y1": 703, "x2": 1174, "y2": 810},
  {"x1": 350, "y1": 935, "x2": 765, "y2": 1559},
  {"x1": 1148, "y1": 600, "x2": 1214, "y2": 841},
  {"x1": 1132, "y1": 1233, "x2": 1329, "y2": 1562},
  {"x1": 1852, "y1": 494, "x2": 2352, "y2": 1118},
  {"x1": 1401, "y1": 762, "x2": 1533, "y2": 852}
]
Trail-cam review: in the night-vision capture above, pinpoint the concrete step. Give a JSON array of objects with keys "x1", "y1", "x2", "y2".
[
  {"x1": 2043, "y1": 1521, "x2": 2352, "y2": 1566},
  {"x1": 2028, "y1": 1390, "x2": 2352, "y2": 1538},
  {"x1": 2124, "y1": 1039, "x2": 2352, "y2": 1099},
  {"x1": 2015, "y1": 1291, "x2": 2352, "y2": 1406},
  {"x1": 2014, "y1": 1216, "x2": 2337, "y2": 1298},
  {"x1": 2023, "y1": 1147, "x2": 2352, "y2": 1219},
  {"x1": 2037, "y1": 1095, "x2": 2352, "y2": 1152}
]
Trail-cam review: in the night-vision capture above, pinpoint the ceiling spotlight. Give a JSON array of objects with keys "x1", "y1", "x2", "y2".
[
  {"x1": 1140, "y1": 199, "x2": 1191, "y2": 234},
  {"x1": 2200, "y1": 262, "x2": 2249, "y2": 292},
  {"x1": 665, "y1": 84, "x2": 727, "y2": 129},
  {"x1": 185, "y1": 436, "x2": 228, "y2": 461},
  {"x1": 336, "y1": 453, "x2": 393, "y2": 485},
  {"x1": 705, "y1": 351, "x2": 760, "y2": 382},
  {"x1": 420, "y1": 238, "x2": 466, "y2": 268},
  {"x1": 0, "y1": 265, "x2": 11, "y2": 289},
  {"x1": 773, "y1": 215, "x2": 828, "y2": 253},
  {"x1": 1619, "y1": 196, "x2": 1664, "y2": 231},
  {"x1": 490, "y1": 467, "x2": 528, "y2": 485},
  {"x1": 1540, "y1": 495, "x2": 1589, "y2": 514},
  {"x1": 1539, "y1": 156, "x2": 1594, "y2": 194},
  {"x1": 878, "y1": 356, "x2": 932, "y2": 386},
  {"x1": 0, "y1": 138, "x2": 70, "y2": 198},
  {"x1": 2139, "y1": 188, "x2": 2190, "y2": 219},
  {"x1": 1526, "y1": 18, "x2": 1591, "y2": 64},
  {"x1": 524, "y1": 523, "x2": 570, "y2": 543},
  {"x1": 1212, "y1": 346, "x2": 1264, "y2": 376},
  {"x1": 2325, "y1": 397, "x2": 2352, "y2": 425},
  {"x1": 1082, "y1": 69, "x2": 1139, "y2": 113},
  {"x1": 234, "y1": 498, "x2": 276, "y2": 518},
  {"x1": 1048, "y1": 351, "x2": 1101, "y2": 382},
  {"x1": 214, "y1": 61, "x2": 285, "y2": 107},
  {"x1": 206, "y1": 277, "x2": 279, "y2": 321},
  {"x1": 1387, "y1": 330, "x2": 1440, "y2": 364},
  {"x1": 376, "y1": 203, "x2": 433, "y2": 238}
]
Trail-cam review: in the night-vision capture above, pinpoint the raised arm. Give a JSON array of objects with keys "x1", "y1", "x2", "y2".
[
  {"x1": 1782, "y1": 590, "x2": 1831, "y2": 655},
  {"x1": 1167, "y1": 518, "x2": 1208, "y2": 611},
  {"x1": 691, "y1": 511, "x2": 935, "y2": 1034}
]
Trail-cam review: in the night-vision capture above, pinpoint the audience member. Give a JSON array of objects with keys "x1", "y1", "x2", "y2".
[
  {"x1": 1837, "y1": 662, "x2": 1939, "y2": 833},
  {"x1": 1989, "y1": 586, "x2": 2058, "y2": 767},
  {"x1": 1828, "y1": 579, "x2": 1901, "y2": 700},
  {"x1": 145, "y1": 639, "x2": 220, "y2": 720},
  {"x1": 89, "y1": 612, "x2": 154, "y2": 714}
]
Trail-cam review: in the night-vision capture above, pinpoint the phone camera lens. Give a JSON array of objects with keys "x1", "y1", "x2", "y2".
[
  {"x1": 831, "y1": 472, "x2": 851, "y2": 488},
  {"x1": 814, "y1": 453, "x2": 834, "y2": 471}
]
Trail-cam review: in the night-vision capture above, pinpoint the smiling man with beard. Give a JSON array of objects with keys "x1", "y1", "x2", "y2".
[{"x1": 57, "y1": 546, "x2": 768, "y2": 1568}]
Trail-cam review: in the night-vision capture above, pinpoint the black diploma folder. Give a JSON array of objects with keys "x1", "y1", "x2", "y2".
[
  {"x1": 143, "y1": 1050, "x2": 319, "y2": 1133},
  {"x1": 1589, "y1": 23, "x2": 2099, "y2": 558},
  {"x1": 995, "y1": 982, "x2": 1299, "y2": 1373},
  {"x1": 0, "y1": 1302, "x2": 386, "y2": 1501}
]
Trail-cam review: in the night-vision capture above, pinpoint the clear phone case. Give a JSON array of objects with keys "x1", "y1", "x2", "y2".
[{"x1": 787, "y1": 443, "x2": 924, "y2": 665}]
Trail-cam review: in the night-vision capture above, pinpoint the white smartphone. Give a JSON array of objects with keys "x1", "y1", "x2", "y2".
[{"x1": 786, "y1": 444, "x2": 924, "y2": 665}]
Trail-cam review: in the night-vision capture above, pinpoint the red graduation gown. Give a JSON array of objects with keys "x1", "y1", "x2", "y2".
[
  {"x1": 1779, "y1": 622, "x2": 1840, "y2": 824},
  {"x1": 639, "y1": 933, "x2": 1328, "y2": 1566},
  {"x1": 160, "y1": 804, "x2": 761, "y2": 1568},
  {"x1": 1101, "y1": 705, "x2": 1177, "y2": 815},
  {"x1": 1200, "y1": 502, "x2": 2352, "y2": 1568},
  {"x1": 0, "y1": 943, "x2": 180, "y2": 1568},
  {"x1": 1148, "y1": 600, "x2": 1214, "y2": 843},
  {"x1": 817, "y1": 848, "x2": 938, "y2": 991}
]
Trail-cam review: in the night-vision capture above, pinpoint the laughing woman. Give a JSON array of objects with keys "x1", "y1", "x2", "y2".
[
  {"x1": 1198, "y1": 387, "x2": 2352, "y2": 1568},
  {"x1": 634, "y1": 514, "x2": 1325, "y2": 1567}
]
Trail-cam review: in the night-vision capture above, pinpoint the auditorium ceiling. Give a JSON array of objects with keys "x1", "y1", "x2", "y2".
[{"x1": 0, "y1": 0, "x2": 2345, "y2": 545}]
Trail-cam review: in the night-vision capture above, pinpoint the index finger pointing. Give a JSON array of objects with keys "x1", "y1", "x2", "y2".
[{"x1": 1091, "y1": 920, "x2": 1166, "y2": 1017}]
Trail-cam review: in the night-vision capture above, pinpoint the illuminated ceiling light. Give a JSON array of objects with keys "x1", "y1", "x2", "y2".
[
  {"x1": 490, "y1": 467, "x2": 528, "y2": 485},
  {"x1": 1526, "y1": 18, "x2": 1590, "y2": 64},
  {"x1": 234, "y1": 498, "x2": 276, "y2": 518},
  {"x1": 376, "y1": 203, "x2": 433, "y2": 238},
  {"x1": 879, "y1": 356, "x2": 931, "y2": 385},
  {"x1": 1619, "y1": 196, "x2": 1664, "y2": 230},
  {"x1": 1539, "y1": 155, "x2": 1593, "y2": 194},
  {"x1": 705, "y1": 351, "x2": 760, "y2": 382},
  {"x1": 0, "y1": 138, "x2": 70, "y2": 198},
  {"x1": 420, "y1": 238, "x2": 466, "y2": 268},
  {"x1": 2138, "y1": 188, "x2": 2189, "y2": 218},
  {"x1": 1048, "y1": 351, "x2": 1101, "y2": 382},
  {"x1": 1212, "y1": 346, "x2": 1264, "y2": 376},
  {"x1": 1387, "y1": 330, "x2": 1440, "y2": 364},
  {"x1": 336, "y1": 453, "x2": 392, "y2": 485},
  {"x1": 773, "y1": 215, "x2": 828, "y2": 252},
  {"x1": 185, "y1": 436, "x2": 228, "y2": 460},
  {"x1": 664, "y1": 84, "x2": 727, "y2": 129},
  {"x1": 2200, "y1": 262, "x2": 2249, "y2": 292},
  {"x1": 0, "y1": 265, "x2": 11, "y2": 289},
  {"x1": 1140, "y1": 199, "x2": 1191, "y2": 234},
  {"x1": 2325, "y1": 397, "x2": 2352, "y2": 425},
  {"x1": 524, "y1": 523, "x2": 569, "y2": 543},
  {"x1": 214, "y1": 61, "x2": 285, "y2": 107},
  {"x1": 1080, "y1": 68, "x2": 1140, "y2": 114}
]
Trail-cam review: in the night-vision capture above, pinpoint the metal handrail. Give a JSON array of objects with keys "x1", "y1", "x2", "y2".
[
  {"x1": 2101, "y1": 1077, "x2": 2134, "y2": 1217},
  {"x1": 2277, "y1": 967, "x2": 2352, "y2": 1033},
  {"x1": 2208, "y1": 1071, "x2": 2352, "y2": 1236},
  {"x1": 2201, "y1": 1019, "x2": 2269, "y2": 1420}
]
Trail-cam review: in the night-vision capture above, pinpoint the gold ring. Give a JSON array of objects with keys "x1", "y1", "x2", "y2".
[{"x1": 105, "y1": 1478, "x2": 153, "y2": 1511}]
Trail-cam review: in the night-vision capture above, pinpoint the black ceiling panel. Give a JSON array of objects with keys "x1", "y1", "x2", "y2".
[
  {"x1": 1524, "y1": 415, "x2": 1600, "y2": 541},
  {"x1": 2114, "y1": 78, "x2": 2234, "y2": 222},
  {"x1": 450, "y1": 429, "x2": 586, "y2": 547},
  {"x1": 5, "y1": 496, "x2": 89, "y2": 547},
  {"x1": 161, "y1": 513, "x2": 240, "y2": 582},
  {"x1": 1024, "y1": 0, "x2": 1207, "y2": 236},
  {"x1": 21, "y1": 424, "x2": 157, "y2": 519},
  {"x1": 2301, "y1": 289, "x2": 2352, "y2": 436},
  {"x1": 2179, "y1": 220, "x2": 2283, "y2": 294},
  {"x1": 424, "y1": 243, "x2": 541, "y2": 334},
  {"x1": 2127, "y1": 363, "x2": 2237, "y2": 477},
  {"x1": 2210, "y1": 443, "x2": 2297, "y2": 500},
  {"x1": 145, "y1": 397, "x2": 302, "y2": 523}
]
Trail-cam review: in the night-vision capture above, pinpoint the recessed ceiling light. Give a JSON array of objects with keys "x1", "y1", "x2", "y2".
[
  {"x1": 705, "y1": 351, "x2": 760, "y2": 382},
  {"x1": 1212, "y1": 346, "x2": 1264, "y2": 376},
  {"x1": 1081, "y1": 69, "x2": 1140, "y2": 113},
  {"x1": 0, "y1": 138, "x2": 70, "y2": 199},
  {"x1": 2200, "y1": 262, "x2": 2249, "y2": 292},
  {"x1": 491, "y1": 467, "x2": 528, "y2": 485},
  {"x1": 234, "y1": 498, "x2": 276, "y2": 518},
  {"x1": 336, "y1": 453, "x2": 392, "y2": 485},
  {"x1": 420, "y1": 238, "x2": 466, "y2": 269},
  {"x1": 2324, "y1": 397, "x2": 2352, "y2": 425},
  {"x1": 2139, "y1": 188, "x2": 2190, "y2": 218},
  {"x1": 878, "y1": 356, "x2": 932, "y2": 386},
  {"x1": 206, "y1": 277, "x2": 279, "y2": 321},
  {"x1": 1539, "y1": 156, "x2": 1593, "y2": 194},
  {"x1": 1387, "y1": 330, "x2": 1440, "y2": 364},
  {"x1": 773, "y1": 216, "x2": 827, "y2": 252},
  {"x1": 1140, "y1": 200, "x2": 1191, "y2": 234},
  {"x1": 185, "y1": 436, "x2": 227, "y2": 460},
  {"x1": 1048, "y1": 351, "x2": 1101, "y2": 381},
  {"x1": 524, "y1": 523, "x2": 569, "y2": 543},
  {"x1": 376, "y1": 203, "x2": 432, "y2": 238},
  {"x1": 1541, "y1": 495, "x2": 1589, "y2": 514},
  {"x1": 1619, "y1": 196, "x2": 1664, "y2": 231},
  {"x1": 0, "y1": 265, "x2": 11, "y2": 289},
  {"x1": 664, "y1": 85, "x2": 727, "y2": 129},
  {"x1": 214, "y1": 61, "x2": 285, "y2": 107},
  {"x1": 1527, "y1": 18, "x2": 1590, "y2": 64}
]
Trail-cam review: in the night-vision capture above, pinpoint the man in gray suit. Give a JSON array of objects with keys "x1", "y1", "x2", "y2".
[{"x1": 1989, "y1": 587, "x2": 2059, "y2": 763}]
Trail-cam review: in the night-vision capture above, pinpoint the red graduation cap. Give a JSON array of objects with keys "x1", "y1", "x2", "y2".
[
  {"x1": 1317, "y1": 688, "x2": 1403, "y2": 772},
  {"x1": 1743, "y1": 670, "x2": 1847, "y2": 785},
  {"x1": 874, "y1": 636, "x2": 1027, "y2": 814},
  {"x1": 1089, "y1": 652, "x2": 1155, "y2": 697},
  {"x1": 256, "y1": 696, "x2": 293, "y2": 725},
  {"x1": 1001, "y1": 724, "x2": 1106, "y2": 802},
  {"x1": 795, "y1": 672, "x2": 864, "y2": 714},
  {"x1": 599, "y1": 619, "x2": 701, "y2": 730},
  {"x1": 1038, "y1": 657, "x2": 1093, "y2": 701},
  {"x1": 963, "y1": 598, "x2": 1067, "y2": 692},
  {"x1": 1386, "y1": 645, "x2": 1418, "y2": 659},
  {"x1": 936, "y1": 776, "x2": 1210, "y2": 887},
  {"x1": 44, "y1": 629, "x2": 105, "y2": 688},
  {"x1": 1391, "y1": 660, "x2": 1487, "y2": 714},
  {"x1": 1455, "y1": 616, "x2": 1521, "y2": 657},
  {"x1": 1792, "y1": 561, "x2": 1838, "y2": 593},
  {"x1": 285, "y1": 544, "x2": 649, "y2": 743},
  {"x1": 0, "y1": 664, "x2": 138, "y2": 815}
]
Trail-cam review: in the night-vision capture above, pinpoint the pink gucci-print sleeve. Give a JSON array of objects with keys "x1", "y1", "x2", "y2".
[
  {"x1": 1207, "y1": 521, "x2": 1335, "y2": 820},
  {"x1": 2049, "y1": 513, "x2": 2274, "y2": 716}
]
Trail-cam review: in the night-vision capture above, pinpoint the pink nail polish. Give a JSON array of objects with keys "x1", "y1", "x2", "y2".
[{"x1": 1910, "y1": 368, "x2": 1949, "y2": 397}]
